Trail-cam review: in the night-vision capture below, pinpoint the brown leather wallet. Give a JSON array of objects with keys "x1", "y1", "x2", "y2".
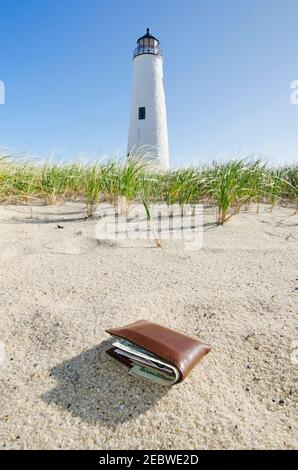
[{"x1": 106, "y1": 319, "x2": 211, "y2": 384}]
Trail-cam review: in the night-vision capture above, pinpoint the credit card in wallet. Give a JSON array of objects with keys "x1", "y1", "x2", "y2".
[
  {"x1": 113, "y1": 339, "x2": 179, "y2": 381},
  {"x1": 113, "y1": 348, "x2": 175, "y2": 376}
]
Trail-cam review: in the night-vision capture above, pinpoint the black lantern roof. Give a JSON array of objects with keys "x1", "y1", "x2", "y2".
[
  {"x1": 137, "y1": 28, "x2": 159, "y2": 45},
  {"x1": 133, "y1": 28, "x2": 162, "y2": 59}
]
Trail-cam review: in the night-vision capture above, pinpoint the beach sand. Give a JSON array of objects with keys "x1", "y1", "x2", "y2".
[{"x1": 0, "y1": 202, "x2": 297, "y2": 449}]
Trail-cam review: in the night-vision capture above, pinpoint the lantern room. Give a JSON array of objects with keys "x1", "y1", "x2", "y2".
[{"x1": 133, "y1": 28, "x2": 162, "y2": 58}]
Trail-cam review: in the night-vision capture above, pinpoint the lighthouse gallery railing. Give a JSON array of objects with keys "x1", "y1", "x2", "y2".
[{"x1": 133, "y1": 46, "x2": 162, "y2": 58}]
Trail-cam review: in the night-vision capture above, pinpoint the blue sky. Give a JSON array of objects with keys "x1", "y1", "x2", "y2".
[{"x1": 0, "y1": 0, "x2": 297, "y2": 166}]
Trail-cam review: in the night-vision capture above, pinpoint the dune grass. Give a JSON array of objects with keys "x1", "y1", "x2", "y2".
[{"x1": 0, "y1": 155, "x2": 297, "y2": 223}]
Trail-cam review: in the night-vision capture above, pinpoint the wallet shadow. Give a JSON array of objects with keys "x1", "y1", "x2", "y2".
[{"x1": 42, "y1": 339, "x2": 169, "y2": 426}]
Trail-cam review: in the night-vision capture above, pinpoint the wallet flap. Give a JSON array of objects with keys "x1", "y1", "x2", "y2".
[{"x1": 106, "y1": 320, "x2": 211, "y2": 382}]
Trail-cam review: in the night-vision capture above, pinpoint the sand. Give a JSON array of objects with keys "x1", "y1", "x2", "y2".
[{"x1": 0, "y1": 202, "x2": 297, "y2": 449}]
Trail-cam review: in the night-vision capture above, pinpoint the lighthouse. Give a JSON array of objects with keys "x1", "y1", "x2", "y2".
[{"x1": 127, "y1": 29, "x2": 170, "y2": 169}]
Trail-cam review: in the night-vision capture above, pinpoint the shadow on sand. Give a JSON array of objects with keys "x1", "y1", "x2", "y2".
[{"x1": 42, "y1": 339, "x2": 169, "y2": 427}]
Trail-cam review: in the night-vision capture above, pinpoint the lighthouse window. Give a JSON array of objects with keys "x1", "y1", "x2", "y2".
[{"x1": 138, "y1": 107, "x2": 146, "y2": 120}]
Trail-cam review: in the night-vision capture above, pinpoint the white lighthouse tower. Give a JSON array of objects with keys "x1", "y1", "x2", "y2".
[{"x1": 127, "y1": 28, "x2": 170, "y2": 169}]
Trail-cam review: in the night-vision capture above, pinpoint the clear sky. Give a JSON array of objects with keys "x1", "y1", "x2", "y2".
[{"x1": 0, "y1": 0, "x2": 297, "y2": 166}]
